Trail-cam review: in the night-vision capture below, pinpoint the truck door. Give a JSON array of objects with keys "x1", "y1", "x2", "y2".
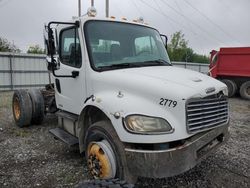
[{"x1": 54, "y1": 26, "x2": 86, "y2": 115}]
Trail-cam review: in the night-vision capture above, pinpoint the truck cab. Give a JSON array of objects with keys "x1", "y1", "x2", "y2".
[{"x1": 13, "y1": 8, "x2": 230, "y2": 183}]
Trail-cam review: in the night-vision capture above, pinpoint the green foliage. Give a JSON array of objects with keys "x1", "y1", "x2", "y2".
[
  {"x1": 0, "y1": 37, "x2": 20, "y2": 53},
  {"x1": 192, "y1": 53, "x2": 210, "y2": 64},
  {"x1": 27, "y1": 44, "x2": 45, "y2": 54},
  {"x1": 167, "y1": 31, "x2": 209, "y2": 64},
  {"x1": 168, "y1": 31, "x2": 188, "y2": 49}
]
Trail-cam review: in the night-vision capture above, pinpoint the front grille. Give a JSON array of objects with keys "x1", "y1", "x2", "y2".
[{"x1": 186, "y1": 95, "x2": 229, "y2": 133}]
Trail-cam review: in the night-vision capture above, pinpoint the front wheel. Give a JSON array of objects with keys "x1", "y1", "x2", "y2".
[{"x1": 84, "y1": 121, "x2": 136, "y2": 183}]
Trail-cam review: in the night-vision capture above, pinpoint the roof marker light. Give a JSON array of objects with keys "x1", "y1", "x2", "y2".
[
  {"x1": 87, "y1": 6, "x2": 97, "y2": 17},
  {"x1": 137, "y1": 17, "x2": 144, "y2": 24}
]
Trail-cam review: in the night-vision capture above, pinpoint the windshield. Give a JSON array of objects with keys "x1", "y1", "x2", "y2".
[{"x1": 84, "y1": 21, "x2": 171, "y2": 71}]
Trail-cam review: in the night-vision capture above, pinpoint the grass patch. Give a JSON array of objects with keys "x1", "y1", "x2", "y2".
[
  {"x1": 0, "y1": 91, "x2": 13, "y2": 108},
  {"x1": 58, "y1": 171, "x2": 78, "y2": 184},
  {"x1": 11, "y1": 129, "x2": 31, "y2": 137}
]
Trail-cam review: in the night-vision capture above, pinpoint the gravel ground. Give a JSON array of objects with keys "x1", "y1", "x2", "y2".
[{"x1": 0, "y1": 91, "x2": 249, "y2": 188}]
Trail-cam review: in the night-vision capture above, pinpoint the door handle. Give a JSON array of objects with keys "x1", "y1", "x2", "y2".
[
  {"x1": 55, "y1": 79, "x2": 61, "y2": 93},
  {"x1": 72, "y1": 71, "x2": 79, "y2": 78}
]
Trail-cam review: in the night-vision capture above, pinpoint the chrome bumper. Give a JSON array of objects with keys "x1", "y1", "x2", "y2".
[{"x1": 124, "y1": 124, "x2": 229, "y2": 178}]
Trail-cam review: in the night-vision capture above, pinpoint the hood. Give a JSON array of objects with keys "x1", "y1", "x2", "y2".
[{"x1": 91, "y1": 66, "x2": 227, "y2": 99}]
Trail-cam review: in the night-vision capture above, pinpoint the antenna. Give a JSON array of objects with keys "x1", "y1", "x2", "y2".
[
  {"x1": 106, "y1": 0, "x2": 109, "y2": 17},
  {"x1": 78, "y1": 0, "x2": 81, "y2": 16}
]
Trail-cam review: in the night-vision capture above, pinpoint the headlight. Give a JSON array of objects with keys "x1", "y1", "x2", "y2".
[{"x1": 124, "y1": 115, "x2": 174, "y2": 134}]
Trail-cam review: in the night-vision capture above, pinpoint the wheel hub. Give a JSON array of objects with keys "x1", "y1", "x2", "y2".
[
  {"x1": 13, "y1": 97, "x2": 21, "y2": 120},
  {"x1": 87, "y1": 140, "x2": 116, "y2": 179},
  {"x1": 88, "y1": 154, "x2": 102, "y2": 177}
]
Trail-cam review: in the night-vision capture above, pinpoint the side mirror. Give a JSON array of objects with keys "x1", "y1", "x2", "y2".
[
  {"x1": 160, "y1": 34, "x2": 168, "y2": 49},
  {"x1": 43, "y1": 25, "x2": 56, "y2": 56},
  {"x1": 45, "y1": 20, "x2": 80, "y2": 78},
  {"x1": 43, "y1": 24, "x2": 57, "y2": 71},
  {"x1": 48, "y1": 27, "x2": 56, "y2": 55}
]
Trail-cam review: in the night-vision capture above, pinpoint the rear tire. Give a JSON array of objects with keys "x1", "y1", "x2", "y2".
[
  {"x1": 221, "y1": 79, "x2": 237, "y2": 97},
  {"x1": 84, "y1": 121, "x2": 137, "y2": 184},
  {"x1": 28, "y1": 89, "x2": 45, "y2": 124},
  {"x1": 240, "y1": 81, "x2": 250, "y2": 100},
  {"x1": 12, "y1": 90, "x2": 32, "y2": 127}
]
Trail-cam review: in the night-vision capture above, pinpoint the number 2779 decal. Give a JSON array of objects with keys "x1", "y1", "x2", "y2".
[{"x1": 159, "y1": 98, "x2": 177, "y2": 108}]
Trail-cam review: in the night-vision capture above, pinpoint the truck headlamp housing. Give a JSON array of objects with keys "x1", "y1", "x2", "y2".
[{"x1": 124, "y1": 115, "x2": 174, "y2": 134}]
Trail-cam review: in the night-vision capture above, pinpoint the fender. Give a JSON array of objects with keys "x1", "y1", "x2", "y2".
[
  {"x1": 77, "y1": 90, "x2": 191, "y2": 153},
  {"x1": 77, "y1": 98, "x2": 113, "y2": 153}
]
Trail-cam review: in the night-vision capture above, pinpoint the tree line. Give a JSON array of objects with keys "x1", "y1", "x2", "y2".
[
  {"x1": 0, "y1": 31, "x2": 210, "y2": 63},
  {"x1": 0, "y1": 37, "x2": 44, "y2": 54},
  {"x1": 167, "y1": 31, "x2": 209, "y2": 64},
  {"x1": 0, "y1": 37, "x2": 21, "y2": 53}
]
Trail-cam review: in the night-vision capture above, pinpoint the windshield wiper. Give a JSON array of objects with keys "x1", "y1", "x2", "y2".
[
  {"x1": 97, "y1": 59, "x2": 171, "y2": 71},
  {"x1": 141, "y1": 59, "x2": 172, "y2": 66},
  {"x1": 97, "y1": 63, "x2": 140, "y2": 70}
]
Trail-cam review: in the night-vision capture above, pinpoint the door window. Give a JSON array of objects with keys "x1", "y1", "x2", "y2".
[{"x1": 60, "y1": 28, "x2": 82, "y2": 67}]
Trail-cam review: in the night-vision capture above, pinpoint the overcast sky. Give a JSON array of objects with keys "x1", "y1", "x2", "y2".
[{"x1": 0, "y1": 0, "x2": 249, "y2": 55}]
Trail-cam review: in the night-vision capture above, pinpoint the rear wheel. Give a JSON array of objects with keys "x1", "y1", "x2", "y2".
[
  {"x1": 240, "y1": 81, "x2": 250, "y2": 100},
  {"x1": 12, "y1": 90, "x2": 33, "y2": 127},
  {"x1": 221, "y1": 79, "x2": 237, "y2": 97},
  {"x1": 28, "y1": 89, "x2": 45, "y2": 124},
  {"x1": 84, "y1": 121, "x2": 136, "y2": 184}
]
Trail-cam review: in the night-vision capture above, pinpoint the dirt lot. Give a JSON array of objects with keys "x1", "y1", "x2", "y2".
[{"x1": 0, "y1": 91, "x2": 250, "y2": 188}]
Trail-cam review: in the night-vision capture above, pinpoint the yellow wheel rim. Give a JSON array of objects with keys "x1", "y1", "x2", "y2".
[
  {"x1": 87, "y1": 141, "x2": 116, "y2": 179},
  {"x1": 13, "y1": 97, "x2": 21, "y2": 120}
]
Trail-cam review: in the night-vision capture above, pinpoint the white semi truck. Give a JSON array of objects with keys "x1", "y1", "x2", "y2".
[{"x1": 12, "y1": 8, "x2": 229, "y2": 184}]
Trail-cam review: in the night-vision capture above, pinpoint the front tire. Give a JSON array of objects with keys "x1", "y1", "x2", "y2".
[
  {"x1": 76, "y1": 178, "x2": 134, "y2": 188},
  {"x1": 84, "y1": 121, "x2": 136, "y2": 183}
]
